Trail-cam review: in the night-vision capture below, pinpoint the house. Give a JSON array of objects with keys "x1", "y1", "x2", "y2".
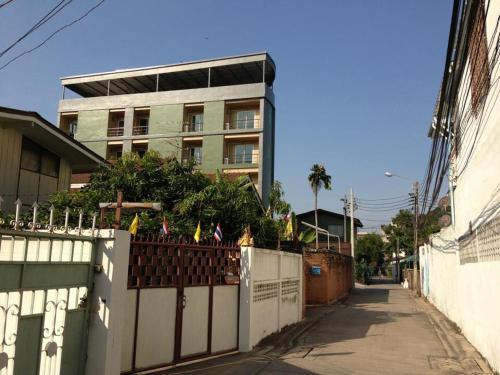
[
  {"x1": 419, "y1": 0, "x2": 500, "y2": 371},
  {"x1": 0, "y1": 106, "x2": 105, "y2": 212},
  {"x1": 296, "y1": 208, "x2": 363, "y2": 244},
  {"x1": 56, "y1": 52, "x2": 276, "y2": 204}
]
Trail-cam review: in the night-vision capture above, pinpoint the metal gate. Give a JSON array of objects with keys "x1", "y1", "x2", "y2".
[
  {"x1": 123, "y1": 236, "x2": 240, "y2": 374},
  {"x1": 0, "y1": 229, "x2": 96, "y2": 375}
]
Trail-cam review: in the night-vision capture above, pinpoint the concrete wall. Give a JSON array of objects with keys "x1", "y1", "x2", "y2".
[
  {"x1": 420, "y1": 230, "x2": 500, "y2": 373},
  {"x1": 75, "y1": 110, "x2": 108, "y2": 156},
  {"x1": 239, "y1": 247, "x2": 303, "y2": 352},
  {"x1": 86, "y1": 229, "x2": 130, "y2": 375},
  {"x1": 304, "y1": 251, "x2": 352, "y2": 305},
  {"x1": 420, "y1": 3, "x2": 500, "y2": 371}
]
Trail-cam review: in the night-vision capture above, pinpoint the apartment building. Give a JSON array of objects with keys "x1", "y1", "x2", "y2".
[{"x1": 57, "y1": 52, "x2": 276, "y2": 202}]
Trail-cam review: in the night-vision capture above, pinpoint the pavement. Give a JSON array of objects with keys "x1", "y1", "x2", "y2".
[{"x1": 150, "y1": 281, "x2": 493, "y2": 375}]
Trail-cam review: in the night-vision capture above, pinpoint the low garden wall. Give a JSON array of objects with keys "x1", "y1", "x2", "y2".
[{"x1": 304, "y1": 251, "x2": 352, "y2": 305}]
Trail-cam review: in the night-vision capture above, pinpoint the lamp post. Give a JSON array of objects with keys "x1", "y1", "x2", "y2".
[{"x1": 385, "y1": 171, "x2": 419, "y2": 295}]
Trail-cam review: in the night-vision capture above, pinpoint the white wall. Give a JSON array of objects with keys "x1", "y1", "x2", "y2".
[
  {"x1": 420, "y1": 228, "x2": 500, "y2": 373},
  {"x1": 239, "y1": 247, "x2": 303, "y2": 352},
  {"x1": 86, "y1": 229, "x2": 130, "y2": 375}
]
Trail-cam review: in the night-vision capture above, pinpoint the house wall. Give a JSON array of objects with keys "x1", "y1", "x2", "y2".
[
  {"x1": 304, "y1": 252, "x2": 352, "y2": 305},
  {"x1": 0, "y1": 127, "x2": 22, "y2": 212},
  {"x1": 298, "y1": 211, "x2": 357, "y2": 242},
  {"x1": 0, "y1": 127, "x2": 73, "y2": 212},
  {"x1": 421, "y1": 2, "x2": 500, "y2": 372}
]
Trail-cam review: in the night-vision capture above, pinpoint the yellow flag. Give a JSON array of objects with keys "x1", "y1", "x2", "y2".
[
  {"x1": 285, "y1": 217, "x2": 293, "y2": 238},
  {"x1": 129, "y1": 214, "x2": 139, "y2": 236},
  {"x1": 194, "y1": 221, "x2": 201, "y2": 243}
]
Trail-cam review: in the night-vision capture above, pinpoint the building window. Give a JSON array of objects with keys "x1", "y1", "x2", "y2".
[
  {"x1": 327, "y1": 224, "x2": 344, "y2": 237},
  {"x1": 236, "y1": 110, "x2": 255, "y2": 129},
  {"x1": 469, "y1": 0, "x2": 490, "y2": 115},
  {"x1": 132, "y1": 143, "x2": 148, "y2": 158},
  {"x1": 234, "y1": 144, "x2": 254, "y2": 163},
  {"x1": 68, "y1": 120, "x2": 78, "y2": 138},
  {"x1": 107, "y1": 144, "x2": 123, "y2": 160},
  {"x1": 190, "y1": 113, "x2": 203, "y2": 132}
]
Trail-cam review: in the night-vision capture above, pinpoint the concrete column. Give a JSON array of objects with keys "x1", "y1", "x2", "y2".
[
  {"x1": 238, "y1": 246, "x2": 254, "y2": 352},
  {"x1": 123, "y1": 108, "x2": 134, "y2": 152},
  {"x1": 86, "y1": 229, "x2": 130, "y2": 375},
  {"x1": 257, "y1": 99, "x2": 265, "y2": 198}
]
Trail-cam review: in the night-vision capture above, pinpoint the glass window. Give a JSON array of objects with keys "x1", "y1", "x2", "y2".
[
  {"x1": 190, "y1": 146, "x2": 202, "y2": 164},
  {"x1": 118, "y1": 119, "x2": 125, "y2": 128},
  {"x1": 236, "y1": 110, "x2": 254, "y2": 129},
  {"x1": 69, "y1": 120, "x2": 77, "y2": 138},
  {"x1": 234, "y1": 144, "x2": 253, "y2": 163},
  {"x1": 190, "y1": 113, "x2": 203, "y2": 131},
  {"x1": 139, "y1": 118, "x2": 149, "y2": 128}
]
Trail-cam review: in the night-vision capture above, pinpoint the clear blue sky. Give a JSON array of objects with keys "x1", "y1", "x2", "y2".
[{"x1": 0, "y1": 0, "x2": 452, "y2": 231}]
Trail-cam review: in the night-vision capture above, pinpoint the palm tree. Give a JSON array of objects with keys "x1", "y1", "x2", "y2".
[{"x1": 308, "y1": 164, "x2": 332, "y2": 250}]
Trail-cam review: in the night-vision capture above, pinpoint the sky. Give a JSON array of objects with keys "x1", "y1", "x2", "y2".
[{"x1": 0, "y1": 0, "x2": 453, "y2": 231}]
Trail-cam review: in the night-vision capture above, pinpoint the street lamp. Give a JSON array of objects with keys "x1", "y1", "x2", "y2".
[{"x1": 384, "y1": 171, "x2": 420, "y2": 295}]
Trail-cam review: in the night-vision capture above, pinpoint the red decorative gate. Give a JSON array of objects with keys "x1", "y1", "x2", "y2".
[{"x1": 122, "y1": 236, "x2": 241, "y2": 374}]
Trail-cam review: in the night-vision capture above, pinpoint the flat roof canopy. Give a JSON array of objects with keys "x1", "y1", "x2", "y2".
[{"x1": 62, "y1": 52, "x2": 276, "y2": 98}]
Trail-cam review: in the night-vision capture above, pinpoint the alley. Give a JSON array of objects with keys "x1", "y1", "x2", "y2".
[{"x1": 155, "y1": 283, "x2": 492, "y2": 375}]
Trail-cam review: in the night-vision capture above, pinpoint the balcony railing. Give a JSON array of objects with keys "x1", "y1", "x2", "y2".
[
  {"x1": 224, "y1": 151, "x2": 259, "y2": 165},
  {"x1": 224, "y1": 119, "x2": 260, "y2": 130},
  {"x1": 182, "y1": 122, "x2": 203, "y2": 132},
  {"x1": 107, "y1": 127, "x2": 124, "y2": 137},
  {"x1": 132, "y1": 125, "x2": 149, "y2": 135},
  {"x1": 181, "y1": 151, "x2": 202, "y2": 165}
]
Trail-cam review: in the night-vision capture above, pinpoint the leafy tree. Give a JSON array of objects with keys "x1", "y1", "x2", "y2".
[
  {"x1": 382, "y1": 206, "x2": 449, "y2": 257},
  {"x1": 356, "y1": 233, "x2": 385, "y2": 267},
  {"x1": 307, "y1": 164, "x2": 332, "y2": 250},
  {"x1": 17, "y1": 151, "x2": 280, "y2": 246}
]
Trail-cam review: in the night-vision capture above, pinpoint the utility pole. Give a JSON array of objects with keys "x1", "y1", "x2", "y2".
[
  {"x1": 350, "y1": 188, "x2": 355, "y2": 288},
  {"x1": 412, "y1": 182, "x2": 419, "y2": 295},
  {"x1": 343, "y1": 196, "x2": 347, "y2": 241},
  {"x1": 396, "y1": 237, "x2": 400, "y2": 283}
]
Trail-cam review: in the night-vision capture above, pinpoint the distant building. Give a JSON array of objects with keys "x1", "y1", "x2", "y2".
[
  {"x1": 56, "y1": 52, "x2": 276, "y2": 204},
  {"x1": 0, "y1": 106, "x2": 105, "y2": 212},
  {"x1": 296, "y1": 208, "x2": 363, "y2": 243}
]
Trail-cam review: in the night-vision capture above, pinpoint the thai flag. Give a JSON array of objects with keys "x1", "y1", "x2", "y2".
[
  {"x1": 214, "y1": 223, "x2": 223, "y2": 242},
  {"x1": 162, "y1": 216, "x2": 169, "y2": 236}
]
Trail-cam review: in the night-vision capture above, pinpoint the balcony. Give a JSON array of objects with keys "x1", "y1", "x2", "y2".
[
  {"x1": 181, "y1": 151, "x2": 202, "y2": 165},
  {"x1": 132, "y1": 125, "x2": 149, "y2": 135},
  {"x1": 107, "y1": 127, "x2": 124, "y2": 137},
  {"x1": 224, "y1": 150, "x2": 259, "y2": 165},
  {"x1": 224, "y1": 118, "x2": 260, "y2": 130},
  {"x1": 182, "y1": 122, "x2": 203, "y2": 133}
]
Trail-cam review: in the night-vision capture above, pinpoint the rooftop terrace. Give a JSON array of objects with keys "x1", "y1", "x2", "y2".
[{"x1": 61, "y1": 52, "x2": 276, "y2": 98}]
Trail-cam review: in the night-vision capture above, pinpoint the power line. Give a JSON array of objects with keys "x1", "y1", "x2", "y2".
[
  {"x1": 0, "y1": 0, "x2": 15, "y2": 9},
  {"x1": 0, "y1": 0, "x2": 105, "y2": 72},
  {"x1": 0, "y1": 0, "x2": 73, "y2": 59}
]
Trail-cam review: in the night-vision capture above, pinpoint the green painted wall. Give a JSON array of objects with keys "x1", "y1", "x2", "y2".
[
  {"x1": 148, "y1": 104, "x2": 184, "y2": 158},
  {"x1": 149, "y1": 137, "x2": 181, "y2": 158},
  {"x1": 149, "y1": 104, "x2": 183, "y2": 134},
  {"x1": 202, "y1": 135, "x2": 223, "y2": 173},
  {"x1": 76, "y1": 110, "x2": 109, "y2": 158},
  {"x1": 203, "y1": 101, "x2": 225, "y2": 131}
]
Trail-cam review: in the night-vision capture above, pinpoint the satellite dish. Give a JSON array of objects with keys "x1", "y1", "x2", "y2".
[
  {"x1": 438, "y1": 214, "x2": 452, "y2": 227},
  {"x1": 438, "y1": 196, "x2": 450, "y2": 209}
]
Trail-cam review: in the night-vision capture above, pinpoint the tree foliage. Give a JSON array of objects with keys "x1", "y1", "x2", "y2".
[
  {"x1": 382, "y1": 206, "x2": 449, "y2": 256},
  {"x1": 10, "y1": 151, "x2": 282, "y2": 246},
  {"x1": 308, "y1": 164, "x2": 332, "y2": 249},
  {"x1": 356, "y1": 233, "x2": 385, "y2": 266}
]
